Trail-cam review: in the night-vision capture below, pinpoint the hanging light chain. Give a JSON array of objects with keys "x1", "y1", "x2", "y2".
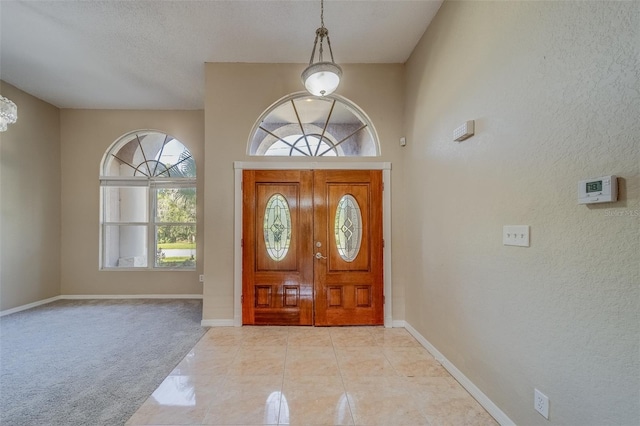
[
  {"x1": 318, "y1": 29, "x2": 324, "y2": 62},
  {"x1": 309, "y1": 0, "x2": 333, "y2": 65}
]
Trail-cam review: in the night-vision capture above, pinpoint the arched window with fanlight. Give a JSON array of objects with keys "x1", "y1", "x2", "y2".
[
  {"x1": 99, "y1": 130, "x2": 196, "y2": 270},
  {"x1": 248, "y1": 93, "x2": 380, "y2": 157}
]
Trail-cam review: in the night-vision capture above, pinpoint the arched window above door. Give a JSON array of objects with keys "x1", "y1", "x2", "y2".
[{"x1": 248, "y1": 93, "x2": 380, "y2": 157}]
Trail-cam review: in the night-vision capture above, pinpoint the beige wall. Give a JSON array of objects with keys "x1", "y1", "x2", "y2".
[
  {"x1": 403, "y1": 1, "x2": 639, "y2": 425},
  {"x1": 0, "y1": 81, "x2": 61, "y2": 310},
  {"x1": 60, "y1": 109, "x2": 204, "y2": 295},
  {"x1": 203, "y1": 63, "x2": 406, "y2": 321}
]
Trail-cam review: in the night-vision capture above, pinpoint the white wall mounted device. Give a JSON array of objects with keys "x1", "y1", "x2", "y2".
[
  {"x1": 453, "y1": 120, "x2": 474, "y2": 142},
  {"x1": 578, "y1": 175, "x2": 617, "y2": 204},
  {"x1": 503, "y1": 225, "x2": 530, "y2": 247}
]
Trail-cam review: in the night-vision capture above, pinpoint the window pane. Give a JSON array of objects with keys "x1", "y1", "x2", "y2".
[
  {"x1": 156, "y1": 140, "x2": 196, "y2": 178},
  {"x1": 155, "y1": 225, "x2": 196, "y2": 268},
  {"x1": 249, "y1": 94, "x2": 380, "y2": 156},
  {"x1": 104, "y1": 187, "x2": 148, "y2": 222},
  {"x1": 102, "y1": 131, "x2": 196, "y2": 178},
  {"x1": 103, "y1": 225, "x2": 148, "y2": 268},
  {"x1": 155, "y1": 188, "x2": 196, "y2": 223},
  {"x1": 264, "y1": 135, "x2": 337, "y2": 157}
]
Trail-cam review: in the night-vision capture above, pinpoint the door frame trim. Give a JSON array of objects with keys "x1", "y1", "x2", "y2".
[{"x1": 233, "y1": 161, "x2": 393, "y2": 327}]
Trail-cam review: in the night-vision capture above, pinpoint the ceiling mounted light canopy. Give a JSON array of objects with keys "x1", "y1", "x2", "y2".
[
  {"x1": 0, "y1": 95, "x2": 18, "y2": 132},
  {"x1": 301, "y1": 0, "x2": 342, "y2": 97}
]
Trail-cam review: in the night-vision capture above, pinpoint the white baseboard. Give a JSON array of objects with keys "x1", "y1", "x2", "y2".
[
  {"x1": 0, "y1": 296, "x2": 62, "y2": 317},
  {"x1": 404, "y1": 322, "x2": 515, "y2": 426},
  {"x1": 60, "y1": 294, "x2": 203, "y2": 300},
  {"x1": 201, "y1": 319, "x2": 236, "y2": 327},
  {"x1": 0, "y1": 294, "x2": 204, "y2": 317},
  {"x1": 392, "y1": 319, "x2": 406, "y2": 328}
]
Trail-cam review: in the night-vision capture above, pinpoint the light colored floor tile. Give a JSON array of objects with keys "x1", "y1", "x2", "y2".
[
  {"x1": 127, "y1": 327, "x2": 498, "y2": 426},
  {"x1": 383, "y1": 346, "x2": 450, "y2": 377},
  {"x1": 371, "y1": 327, "x2": 422, "y2": 347},
  {"x1": 343, "y1": 376, "x2": 429, "y2": 425},
  {"x1": 171, "y1": 346, "x2": 239, "y2": 376},
  {"x1": 202, "y1": 375, "x2": 283, "y2": 425},
  {"x1": 329, "y1": 327, "x2": 380, "y2": 347},
  {"x1": 280, "y1": 376, "x2": 354, "y2": 425},
  {"x1": 411, "y1": 376, "x2": 499, "y2": 426},
  {"x1": 287, "y1": 327, "x2": 333, "y2": 346},
  {"x1": 285, "y1": 346, "x2": 340, "y2": 377},
  {"x1": 127, "y1": 375, "x2": 226, "y2": 425},
  {"x1": 242, "y1": 329, "x2": 290, "y2": 346},
  {"x1": 227, "y1": 345, "x2": 287, "y2": 376},
  {"x1": 126, "y1": 403, "x2": 210, "y2": 425},
  {"x1": 424, "y1": 399, "x2": 499, "y2": 426},
  {"x1": 335, "y1": 346, "x2": 398, "y2": 377},
  {"x1": 198, "y1": 327, "x2": 246, "y2": 346}
]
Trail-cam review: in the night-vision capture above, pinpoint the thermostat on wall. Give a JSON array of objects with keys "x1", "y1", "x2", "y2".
[{"x1": 578, "y1": 175, "x2": 617, "y2": 204}]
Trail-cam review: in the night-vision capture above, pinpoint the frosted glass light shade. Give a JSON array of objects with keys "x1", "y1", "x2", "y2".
[
  {"x1": 0, "y1": 95, "x2": 18, "y2": 132},
  {"x1": 302, "y1": 62, "x2": 342, "y2": 96}
]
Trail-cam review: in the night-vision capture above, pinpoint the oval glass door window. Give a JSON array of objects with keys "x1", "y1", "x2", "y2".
[
  {"x1": 334, "y1": 194, "x2": 362, "y2": 262},
  {"x1": 264, "y1": 194, "x2": 292, "y2": 261}
]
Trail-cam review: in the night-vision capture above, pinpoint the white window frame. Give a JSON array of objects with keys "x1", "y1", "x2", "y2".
[{"x1": 99, "y1": 177, "x2": 196, "y2": 271}]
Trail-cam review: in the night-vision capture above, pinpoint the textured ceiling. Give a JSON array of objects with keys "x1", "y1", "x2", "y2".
[{"x1": 0, "y1": 1, "x2": 442, "y2": 110}]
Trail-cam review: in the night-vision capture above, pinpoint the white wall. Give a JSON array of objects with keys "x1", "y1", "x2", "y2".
[
  {"x1": 403, "y1": 1, "x2": 639, "y2": 425},
  {"x1": 0, "y1": 81, "x2": 61, "y2": 311}
]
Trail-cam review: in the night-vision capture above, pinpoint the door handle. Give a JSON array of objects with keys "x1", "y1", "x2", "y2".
[{"x1": 315, "y1": 252, "x2": 327, "y2": 259}]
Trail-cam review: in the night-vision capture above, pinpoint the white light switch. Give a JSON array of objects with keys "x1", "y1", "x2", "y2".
[{"x1": 503, "y1": 225, "x2": 530, "y2": 247}]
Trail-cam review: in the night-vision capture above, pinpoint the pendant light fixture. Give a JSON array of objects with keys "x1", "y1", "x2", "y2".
[{"x1": 301, "y1": 0, "x2": 342, "y2": 96}]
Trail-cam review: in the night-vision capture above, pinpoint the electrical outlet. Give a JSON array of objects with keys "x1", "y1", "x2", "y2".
[
  {"x1": 199, "y1": 274, "x2": 204, "y2": 283},
  {"x1": 534, "y1": 388, "x2": 549, "y2": 419}
]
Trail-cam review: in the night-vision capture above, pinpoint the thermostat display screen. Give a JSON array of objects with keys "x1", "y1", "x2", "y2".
[
  {"x1": 586, "y1": 181, "x2": 602, "y2": 193},
  {"x1": 578, "y1": 175, "x2": 617, "y2": 204}
]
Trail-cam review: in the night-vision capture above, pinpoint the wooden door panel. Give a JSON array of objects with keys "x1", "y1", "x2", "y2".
[
  {"x1": 314, "y1": 170, "x2": 384, "y2": 326},
  {"x1": 242, "y1": 170, "x2": 313, "y2": 325}
]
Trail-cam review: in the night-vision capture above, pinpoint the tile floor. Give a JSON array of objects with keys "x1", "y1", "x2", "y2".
[{"x1": 126, "y1": 326, "x2": 498, "y2": 426}]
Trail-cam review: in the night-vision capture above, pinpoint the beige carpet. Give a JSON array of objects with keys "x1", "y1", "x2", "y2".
[{"x1": 0, "y1": 299, "x2": 206, "y2": 426}]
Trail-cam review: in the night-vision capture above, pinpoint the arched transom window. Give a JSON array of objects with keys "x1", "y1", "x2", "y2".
[
  {"x1": 100, "y1": 130, "x2": 196, "y2": 270},
  {"x1": 248, "y1": 93, "x2": 380, "y2": 157}
]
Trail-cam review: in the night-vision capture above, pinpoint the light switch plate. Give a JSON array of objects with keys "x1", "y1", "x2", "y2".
[{"x1": 503, "y1": 225, "x2": 530, "y2": 247}]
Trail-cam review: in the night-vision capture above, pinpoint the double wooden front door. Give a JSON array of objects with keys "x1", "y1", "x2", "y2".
[{"x1": 242, "y1": 169, "x2": 383, "y2": 326}]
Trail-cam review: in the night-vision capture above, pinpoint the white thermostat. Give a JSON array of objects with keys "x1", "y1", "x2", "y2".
[{"x1": 578, "y1": 175, "x2": 617, "y2": 204}]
